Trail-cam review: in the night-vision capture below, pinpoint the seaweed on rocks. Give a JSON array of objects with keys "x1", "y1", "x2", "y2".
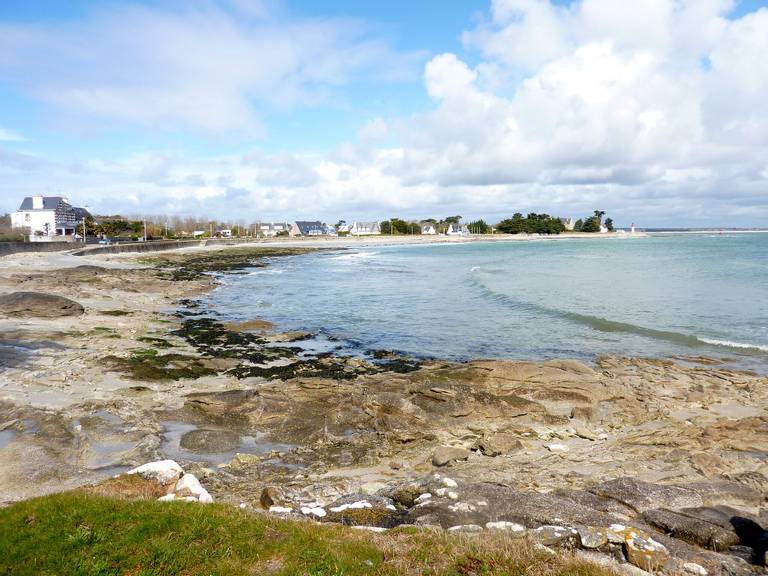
[
  {"x1": 168, "y1": 316, "x2": 422, "y2": 381},
  {"x1": 144, "y1": 247, "x2": 324, "y2": 282}
]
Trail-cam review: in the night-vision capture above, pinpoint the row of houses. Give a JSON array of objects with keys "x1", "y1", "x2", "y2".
[
  {"x1": 9, "y1": 195, "x2": 478, "y2": 241},
  {"x1": 259, "y1": 221, "x2": 469, "y2": 237}
]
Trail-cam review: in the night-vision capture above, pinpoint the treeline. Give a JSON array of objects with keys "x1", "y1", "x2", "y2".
[
  {"x1": 85, "y1": 215, "x2": 262, "y2": 239},
  {"x1": 376, "y1": 210, "x2": 613, "y2": 236},
  {"x1": 496, "y1": 213, "x2": 565, "y2": 234}
]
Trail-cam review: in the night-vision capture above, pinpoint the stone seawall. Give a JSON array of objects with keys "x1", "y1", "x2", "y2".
[{"x1": 0, "y1": 241, "x2": 76, "y2": 257}]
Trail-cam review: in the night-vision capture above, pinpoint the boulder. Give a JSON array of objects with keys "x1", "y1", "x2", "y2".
[
  {"x1": 0, "y1": 292, "x2": 84, "y2": 318},
  {"x1": 476, "y1": 433, "x2": 525, "y2": 457},
  {"x1": 179, "y1": 429, "x2": 241, "y2": 453},
  {"x1": 260, "y1": 486, "x2": 285, "y2": 509},
  {"x1": 577, "y1": 526, "x2": 608, "y2": 549},
  {"x1": 127, "y1": 460, "x2": 183, "y2": 484},
  {"x1": 641, "y1": 508, "x2": 740, "y2": 551},
  {"x1": 623, "y1": 530, "x2": 670, "y2": 572},
  {"x1": 531, "y1": 525, "x2": 579, "y2": 547},
  {"x1": 432, "y1": 446, "x2": 471, "y2": 467},
  {"x1": 175, "y1": 473, "x2": 205, "y2": 498}
]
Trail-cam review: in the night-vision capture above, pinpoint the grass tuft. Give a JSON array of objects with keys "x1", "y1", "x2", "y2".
[{"x1": 0, "y1": 491, "x2": 617, "y2": 576}]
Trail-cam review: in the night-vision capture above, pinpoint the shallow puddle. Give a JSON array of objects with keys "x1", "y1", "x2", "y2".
[
  {"x1": 0, "y1": 429, "x2": 17, "y2": 450},
  {"x1": 160, "y1": 421, "x2": 294, "y2": 466}
]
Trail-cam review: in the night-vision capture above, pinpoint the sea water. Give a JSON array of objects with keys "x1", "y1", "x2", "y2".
[{"x1": 207, "y1": 233, "x2": 768, "y2": 372}]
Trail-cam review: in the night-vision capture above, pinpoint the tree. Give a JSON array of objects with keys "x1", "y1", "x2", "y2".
[
  {"x1": 573, "y1": 219, "x2": 584, "y2": 232},
  {"x1": 467, "y1": 219, "x2": 490, "y2": 234},
  {"x1": 580, "y1": 216, "x2": 601, "y2": 233},
  {"x1": 496, "y1": 213, "x2": 565, "y2": 235},
  {"x1": 604, "y1": 217, "x2": 614, "y2": 232}
]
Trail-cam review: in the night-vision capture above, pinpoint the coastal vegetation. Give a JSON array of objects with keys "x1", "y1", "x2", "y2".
[
  {"x1": 0, "y1": 490, "x2": 612, "y2": 576},
  {"x1": 496, "y1": 213, "x2": 566, "y2": 235}
]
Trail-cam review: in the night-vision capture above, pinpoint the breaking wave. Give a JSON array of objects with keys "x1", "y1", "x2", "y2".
[{"x1": 467, "y1": 271, "x2": 767, "y2": 354}]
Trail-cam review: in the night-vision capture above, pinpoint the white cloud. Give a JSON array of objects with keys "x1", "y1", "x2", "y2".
[
  {"x1": 0, "y1": 128, "x2": 27, "y2": 142},
  {"x1": 0, "y1": 1, "x2": 421, "y2": 136},
  {"x1": 2, "y1": 0, "x2": 768, "y2": 226}
]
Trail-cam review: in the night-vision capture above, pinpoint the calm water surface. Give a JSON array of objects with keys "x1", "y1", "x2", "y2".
[{"x1": 207, "y1": 233, "x2": 768, "y2": 372}]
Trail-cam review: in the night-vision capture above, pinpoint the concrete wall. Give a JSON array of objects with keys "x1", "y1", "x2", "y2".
[{"x1": 0, "y1": 241, "x2": 75, "y2": 257}]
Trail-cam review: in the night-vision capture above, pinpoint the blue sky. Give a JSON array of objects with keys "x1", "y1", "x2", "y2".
[{"x1": 1, "y1": 0, "x2": 768, "y2": 226}]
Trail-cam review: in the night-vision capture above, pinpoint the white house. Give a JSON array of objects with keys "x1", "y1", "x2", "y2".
[
  {"x1": 446, "y1": 223, "x2": 470, "y2": 236},
  {"x1": 348, "y1": 221, "x2": 381, "y2": 236},
  {"x1": 421, "y1": 223, "x2": 437, "y2": 235},
  {"x1": 11, "y1": 195, "x2": 90, "y2": 242},
  {"x1": 560, "y1": 218, "x2": 575, "y2": 231},
  {"x1": 219, "y1": 229, "x2": 232, "y2": 238},
  {"x1": 257, "y1": 222, "x2": 291, "y2": 237}
]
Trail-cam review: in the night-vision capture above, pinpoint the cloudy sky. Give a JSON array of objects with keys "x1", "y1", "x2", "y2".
[{"x1": 1, "y1": 0, "x2": 767, "y2": 227}]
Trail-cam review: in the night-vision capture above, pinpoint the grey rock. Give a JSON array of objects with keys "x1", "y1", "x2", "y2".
[
  {"x1": 641, "y1": 508, "x2": 740, "y2": 551},
  {"x1": 577, "y1": 526, "x2": 608, "y2": 549},
  {"x1": 531, "y1": 525, "x2": 579, "y2": 547},
  {"x1": 431, "y1": 446, "x2": 471, "y2": 467},
  {"x1": 179, "y1": 429, "x2": 241, "y2": 453},
  {"x1": 0, "y1": 292, "x2": 84, "y2": 318},
  {"x1": 590, "y1": 477, "x2": 704, "y2": 512},
  {"x1": 476, "y1": 433, "x2": 524, "y2": 457}
]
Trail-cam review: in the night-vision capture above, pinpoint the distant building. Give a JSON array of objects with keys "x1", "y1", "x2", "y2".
[
  {"x1": 290, "y1": 221, "x2": 330, "y2": 237},
  {"x1": 446, "y1": 223, "x2": 470, "y2": 236},
  {"x1": 421, "y1": 223, "x2": 437, "y2": 235},
  {"x1": 192, "y1": 230, "x2": 206, "y2": 237},
  {"x1": 348, "y1": 221, "x2": 381, "y2": 236},
  {"x1": 560, "y1": 218, "x2": 575, "y2": 231},
  {"x1": 219, "y1": 229, "x2": 232, "y2": 238},
  {"x1": 258, "y1": 222, "x2": 291, "y2": 237},
  {"x1": 11, "y1": 195, "x2": 91, "y2": 242}
]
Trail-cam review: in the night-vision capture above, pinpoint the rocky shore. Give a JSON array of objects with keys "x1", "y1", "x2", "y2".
[{"x1": 0, "y1": 243, "x2": 765, "y2": 574}]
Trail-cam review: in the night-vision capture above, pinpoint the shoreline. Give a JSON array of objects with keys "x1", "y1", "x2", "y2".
[{"x1": 0, "y1": 242, "x2": 766, "y2": 572}]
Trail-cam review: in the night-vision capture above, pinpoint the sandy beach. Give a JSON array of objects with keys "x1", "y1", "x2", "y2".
[{"x1": 0, "y1": 240, "x2": 765, "y2": 573}]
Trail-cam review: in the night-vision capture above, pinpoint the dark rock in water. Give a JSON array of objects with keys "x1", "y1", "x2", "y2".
[
  {"x1": 179, "y1": 429, "x2": 241, "y2": 453},
  {"x1": 431, "y1": 446, "x2": 470, "y2": 467},
  {"x1": 0, "y1": 292, "x2": 84, "y2": 318},
  {"x1": 642, "y1": 508, "x2": 741, "y2": 551},
  {"x1": 590, "y1": 477, "x2": 704, "y2": 512}
]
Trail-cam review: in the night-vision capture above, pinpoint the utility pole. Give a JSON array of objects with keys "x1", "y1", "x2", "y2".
[{"x1": 144, "y1": 219, "x2": 147, "y2": 242}]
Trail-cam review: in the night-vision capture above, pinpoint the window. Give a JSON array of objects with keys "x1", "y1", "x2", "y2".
[{"x1": 25, "y1": 214, "x2": 30, "y2": 222}]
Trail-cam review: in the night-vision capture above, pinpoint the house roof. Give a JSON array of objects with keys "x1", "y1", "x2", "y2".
[
  {"x1": 70, "y1": 207, "x2": 91, "y2": 220},
  {"x1": 294, "y1": 221, "x2": 324, "y2": 235},
  {"x1": 18, "y1": 196, "x2": 65, "y2": 211}
]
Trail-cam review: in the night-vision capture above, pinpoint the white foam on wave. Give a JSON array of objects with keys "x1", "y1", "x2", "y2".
[
  {"x1": 248, "y1": 269, "x2": 285, "y2": 276},
  {"x1": 329, "y1": 251, "x2": 379, "y2": 261},
  {"x1": 698, "y1": 338, "x2": 768, "y2": 353}
]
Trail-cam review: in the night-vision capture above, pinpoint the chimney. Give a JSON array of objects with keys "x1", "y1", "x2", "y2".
[{"x1": 32, "y1": 195, "x2": 44, "y2": 209}]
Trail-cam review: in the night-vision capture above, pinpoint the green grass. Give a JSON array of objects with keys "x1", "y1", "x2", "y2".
[{"x1": 0, "y1": 490, "x2": 615, "y2": 576}]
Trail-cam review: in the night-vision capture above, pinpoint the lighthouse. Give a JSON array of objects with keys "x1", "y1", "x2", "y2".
[{"x1": 630, "y1": 223, "x2": 636, "y2": 234}]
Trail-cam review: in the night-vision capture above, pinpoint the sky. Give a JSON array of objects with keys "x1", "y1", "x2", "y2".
[{"x1": 1, "y1": 0, "x2": 768, "y2": 227}]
